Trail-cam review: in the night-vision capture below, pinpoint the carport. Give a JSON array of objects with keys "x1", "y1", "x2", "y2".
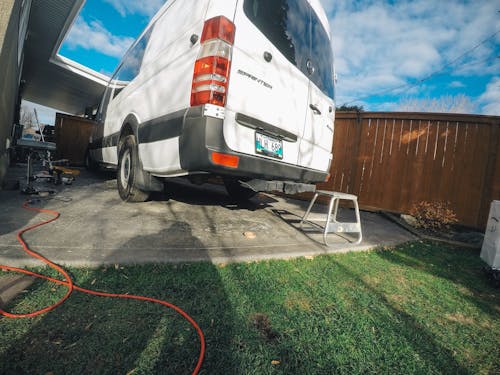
[
  {"x1": 20, "y1": 0, "x2": 106, "y2": 114},
  {"x1": 0, "y1": 0, "x2": 106, "y2": 187}
]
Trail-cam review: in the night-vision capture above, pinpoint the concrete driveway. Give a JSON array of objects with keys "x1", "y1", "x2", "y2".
[{"x1": 0, "y1": 164, "x2": 415, "y2": 267}]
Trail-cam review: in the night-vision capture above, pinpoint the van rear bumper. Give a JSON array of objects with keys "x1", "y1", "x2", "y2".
[{"x1": 179, "y1": 106, "x2": 327, "y2": 183}]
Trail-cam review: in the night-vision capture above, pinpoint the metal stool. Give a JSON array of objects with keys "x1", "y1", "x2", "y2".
[{"x1": 300, "y1": 190, "x2": 362, "y2": 246}]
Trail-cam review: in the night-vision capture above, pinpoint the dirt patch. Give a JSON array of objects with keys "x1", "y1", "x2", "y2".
[
  {"x1": 386, "y1": 293, "x2": 407, "y2": 305},
  {"x1": 250, "y1": 313, "x2": 280, "y2": 342},
  {"x1": 456, "y1": 286, "x2": 475, "y2": 297},
  {"x1": 382, "y1": 212, "x2": 483, "y2": 249},
  {"x1": 445, "y1": 313, "x2": 476, "y2": 325},
  {"x1": 362, "y1": 275, "x2": 382, "y2": 287}
]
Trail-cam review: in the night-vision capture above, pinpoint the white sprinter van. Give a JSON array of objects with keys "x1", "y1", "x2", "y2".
[{"x1": 87, "y1": 0, "x2": 336, "y2": 202}]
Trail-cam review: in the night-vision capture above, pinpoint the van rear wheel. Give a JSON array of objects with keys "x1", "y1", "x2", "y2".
[
  {"x1": 84, "y1": 149, "x2": 98, "y2": 171},
  {"x1": 223, "y1": 177, "x2": 257, "y2": 202},
  {"x1": 117, "y1": 135, "x2": 149, "y2": 202}
]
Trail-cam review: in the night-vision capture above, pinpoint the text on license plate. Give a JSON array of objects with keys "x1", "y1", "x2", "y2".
[{"x1": 255, "y1": 132, "x2": 283, "y2": 159}]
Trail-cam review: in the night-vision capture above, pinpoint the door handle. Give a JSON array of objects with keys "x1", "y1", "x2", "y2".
[
  {"x1": 306, "y1": 60, "x2": 315, "y2": 75},
  {"x1": 309, "y1": 104, "x2": 322, "y2": 115}
]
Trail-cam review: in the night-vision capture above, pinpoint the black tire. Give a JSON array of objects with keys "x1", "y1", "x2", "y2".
[
  {"x1": 84, "y1": 149, "x2": 99, "y2": 171},
  {"x1": 117, "y1": 135, "x2": 149, "y2": 202},
  {"x1": 223, "y1": 177, "x2": 257, "y2": 202}
]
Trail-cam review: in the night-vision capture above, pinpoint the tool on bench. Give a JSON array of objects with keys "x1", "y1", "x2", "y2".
[
  {"x1": 16, "y1": 138, "x2": 57, "y2": 194},
  {"x1": 16, "y1": 139, "x2": 80, "y2": 194}
]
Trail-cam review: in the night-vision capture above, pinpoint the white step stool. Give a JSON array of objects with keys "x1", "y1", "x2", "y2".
[{"x1": 300, "y1": 190, "x2": 362, "y2": 246}]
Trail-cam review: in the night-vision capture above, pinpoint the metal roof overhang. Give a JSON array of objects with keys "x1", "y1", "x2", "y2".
[{"x1": 21, "y1": 0, "x2": 108, "y2": 115}]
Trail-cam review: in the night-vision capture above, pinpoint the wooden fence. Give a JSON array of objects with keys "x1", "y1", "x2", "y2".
[
  {"x1": 55, "y1": 113, "x2": 95, "y2": 166},
  {"x1": 317, "y1": 112, "x2": 500, "y2": 229}
]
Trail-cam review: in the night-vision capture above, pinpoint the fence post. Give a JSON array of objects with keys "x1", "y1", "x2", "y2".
[
  {"x1": 478, "y1": 121, "x2": 500, "y2": 227},
  {"x1": 349, "y1": 111, "x2": 364, "y2": 196}
]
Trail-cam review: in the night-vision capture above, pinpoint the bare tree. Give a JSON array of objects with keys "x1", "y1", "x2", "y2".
[
  {"x1": 20, "y1": 106, "x2": 36, "y2": 128},
  {"x1": 397, "y1": 94, "x2": 476, "y2": 114}
]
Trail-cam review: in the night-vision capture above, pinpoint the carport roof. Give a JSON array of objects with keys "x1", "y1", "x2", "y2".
[{"x1": 21, "y1": 0, "x2": 108, "y2": 115}]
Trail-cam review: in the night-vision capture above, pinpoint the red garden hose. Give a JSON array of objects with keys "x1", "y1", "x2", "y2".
[{"x1": 0, "y1": 201, "x2": 205, "y2": 375}]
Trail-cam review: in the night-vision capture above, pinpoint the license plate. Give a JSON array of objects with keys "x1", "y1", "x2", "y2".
[{"x1": 255, "y1": 132, "x2": 283, "y2": 159}]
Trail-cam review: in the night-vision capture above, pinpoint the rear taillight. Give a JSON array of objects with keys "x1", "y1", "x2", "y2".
[
  {"x1": 191, "y1": 16, "x2": 235, "y2": 107},
  {"x1": 200, "y1": 16, "x2": 235, "y2": 44}
]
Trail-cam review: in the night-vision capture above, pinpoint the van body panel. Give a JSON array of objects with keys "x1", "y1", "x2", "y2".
[
  {"x1": 299, "y1": 82, "x2": 334, "y2": 170},
  {"x1": 205, "y1": 0, "x2": 238, "y2": 20},
  {"x1": 139, "y1": 137, "x2": 183, "y2": 175},
  {"x1": 100, "y1": 146, "x2": 118, "y2": 166},
  {"x1": 222, "y1": 110, "x2": 301, "y2": 166}
]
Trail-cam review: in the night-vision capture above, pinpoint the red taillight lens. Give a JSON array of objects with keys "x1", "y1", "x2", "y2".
[
  {"x1": 201, "y1": 16, "x2": 235, "y2": 44},
  {"x1": 191, "y1": 48, "x2": 231, "y2": 107},
  {"x1": 191, "y1": 17, "x2": 235, "y2": 108}
]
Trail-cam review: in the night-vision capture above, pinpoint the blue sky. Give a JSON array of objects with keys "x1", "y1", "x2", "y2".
[
  {"x1": 27, "y1": 0, "x2": 499, "y2": 124},
  {"x1": 59, "y1": 0, "x2": 153, "y2": 77}
]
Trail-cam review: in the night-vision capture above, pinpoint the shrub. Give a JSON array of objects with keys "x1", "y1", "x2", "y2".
[{"x1": 409, "y1": 201, "x2": 458, "y2": 232}]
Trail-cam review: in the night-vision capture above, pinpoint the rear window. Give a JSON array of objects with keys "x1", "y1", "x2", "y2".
[{"x1": 244, "y1": 0, "x2": 334, "y2": 99}]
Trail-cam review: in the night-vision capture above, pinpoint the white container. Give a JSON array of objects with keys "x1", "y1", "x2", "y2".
[{"x1": 480, "y1": 200, "x2": 500, "y2": 269}]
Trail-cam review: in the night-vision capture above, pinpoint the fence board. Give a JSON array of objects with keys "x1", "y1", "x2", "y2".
[{"x1": 328, "y1": 112, "x2": 500, "y2": 229}]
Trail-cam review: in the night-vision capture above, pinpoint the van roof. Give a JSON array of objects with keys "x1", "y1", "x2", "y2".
[{"x1": 150, "y1": 0, "x2": 332, "y2": 38}]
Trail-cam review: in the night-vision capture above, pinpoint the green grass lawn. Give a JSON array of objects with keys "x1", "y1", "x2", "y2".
[{"x1": 1, "y1": 241, "x2": 498, "y2": 374}]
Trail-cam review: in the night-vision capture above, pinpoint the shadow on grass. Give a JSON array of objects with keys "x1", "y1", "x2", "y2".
[
  {"x1": 328, "y1": 258, "x2": 469, "y2": 374},
  {"x1": 3, "y1": 240, "x2": 493, "y2": 373},
  {"x1": 374, "y1": 241, "x2": 499, "y2": 316},
  {"x1": 0, "y1": 228, "x2": 238, "y2": 374},
  {"x1": 221, "y1": 255, "x2": 471, "y2": 374}
]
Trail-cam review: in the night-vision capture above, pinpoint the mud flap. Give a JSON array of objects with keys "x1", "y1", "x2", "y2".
[{"x1": 135, "y1": 165, "x2": 164, "y2": 192}]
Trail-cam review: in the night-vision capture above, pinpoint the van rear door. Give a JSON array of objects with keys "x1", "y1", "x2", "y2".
[
  {"x1": 224, "y1": 0, "x2": 311, "y2": 166},
  {"x1": 298, "y1": 9, "x2": 335, "y2": 172}
]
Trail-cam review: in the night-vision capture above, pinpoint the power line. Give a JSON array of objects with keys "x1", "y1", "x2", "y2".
[
  {"x1": 341, "y1": 28, "x2": 500, "y2": 106},
  {"x1": 457, "y1": 55, "x2": 500, "y2": 70}
]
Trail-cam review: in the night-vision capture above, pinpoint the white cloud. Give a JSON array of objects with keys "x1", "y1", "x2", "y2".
[
  {"x1": 479, "y1": 77, "x2": 500, "y2": 116},
  {"x1": 102, "y1": 0, "x2": 166, "y2": 17},
  {"x1": 63, "y1": 18, "x2": 134, "y2": 59},
  {"x1": 449, "y1": 81, "x2": 465, "y2": 88},
  {"x1": 320, "y1": 0, "x2": 499, "y2": 108}
]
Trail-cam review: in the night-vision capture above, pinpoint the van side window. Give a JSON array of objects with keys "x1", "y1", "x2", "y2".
[
  {"x1": 310, "y1": 15, "x2": 334, "y2": 98},
  {"x1": 96, "y1": 85, "x2": 113, "y2": 124},
  {"x1": 113, "y1": 27, "x2": 154, "y2": 93}
]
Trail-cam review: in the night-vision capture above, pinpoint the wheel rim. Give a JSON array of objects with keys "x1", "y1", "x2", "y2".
[{"x1": 120, "y1": 149, "x2": 131, "y2": 188}]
